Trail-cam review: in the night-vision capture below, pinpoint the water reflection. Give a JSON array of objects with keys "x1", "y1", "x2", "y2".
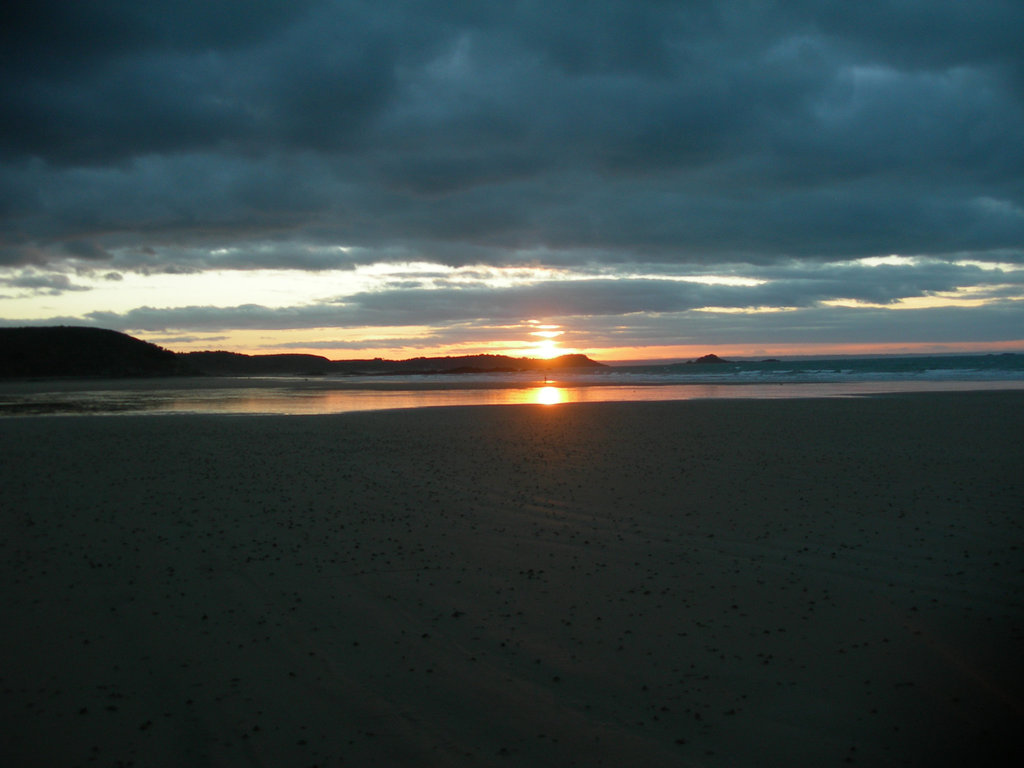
[
  {"x1": 3, "y1": 379, "x2": 1023, "y2": 417},
  {"x1": 534, "y1": 386, "x2": 565, "y2": 405}
]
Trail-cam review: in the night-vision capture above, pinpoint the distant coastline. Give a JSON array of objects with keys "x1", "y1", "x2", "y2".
[
  {"x1": 0, "y1": 326, "x2": 608, "y2": 379},
  {"x1": 2, "y1": 329, "x2": 1024, "y2": 417},
  {"x1": 3, "y1": 326, "x2": 1022, "y2": 387}
]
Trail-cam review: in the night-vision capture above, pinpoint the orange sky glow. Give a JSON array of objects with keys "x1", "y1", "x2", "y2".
[{"x1": 141, "y1": 331, "x2": 1024, "y2": 363}]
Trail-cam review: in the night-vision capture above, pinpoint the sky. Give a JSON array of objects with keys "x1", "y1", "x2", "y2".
[{"x1": 1, "y1": 0, "x2": 1023, "y2": 362}]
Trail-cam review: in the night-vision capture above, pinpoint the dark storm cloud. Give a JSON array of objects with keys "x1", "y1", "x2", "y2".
[
  {"x1": 0, "y1": 0, "x2": 324, "y2": 161},
  {"x1": 1, "y1": 0, "x2": 1022, "y2": 272}
]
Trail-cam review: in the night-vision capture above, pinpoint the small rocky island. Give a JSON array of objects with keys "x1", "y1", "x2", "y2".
[{"x1": 687, "y1": 353, "x2": 731, "y2": 364}]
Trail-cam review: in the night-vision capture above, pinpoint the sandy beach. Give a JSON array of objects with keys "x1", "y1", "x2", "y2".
[{"x1": 2, "y1": 392, "x2": 1022, "y2": 766}]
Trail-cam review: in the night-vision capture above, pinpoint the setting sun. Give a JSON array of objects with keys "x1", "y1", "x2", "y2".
[
  {"x1": 525, "y1": 322, "x2": 565, "y2": 359},
  {"x1": 534, "y1": 338, "x2": 560, "y2": 358}
]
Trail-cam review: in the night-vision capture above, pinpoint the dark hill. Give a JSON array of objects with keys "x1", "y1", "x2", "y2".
[
  {"x1": 325, "y1": 353, "x2": 606, "y2": 375},
  {"x1": 182, "y1": 351, "x2": 332, "y2": 376},
  {"x1": 0, "y1": 326, "x2": 183, "y2": 378},
  {"x1": 183, "y1": 351, "x2": 605, "y2": 376},
  {"x1": 1, "y1": 326, "x2": 608, "y2": 378}
]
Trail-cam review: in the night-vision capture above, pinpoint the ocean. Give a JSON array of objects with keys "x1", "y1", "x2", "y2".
[
  {"x1": 2, "y1": 353, "x2": 1023, "y2": 417},
  {"x1": 584, "y1": 352, "x2": 1024, "y2": 385}
]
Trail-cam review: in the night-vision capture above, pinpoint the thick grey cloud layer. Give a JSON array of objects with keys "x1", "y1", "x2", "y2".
[
  {"x1": 1, "y1": 1, "x2": 1022, "y2": 349},
  {"x1": 3, "y1": 1, "x2": 1022, "y2": 264}
]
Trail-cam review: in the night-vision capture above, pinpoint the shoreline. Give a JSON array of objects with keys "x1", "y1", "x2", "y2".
[
  {"x1": 2, "y1": 375, "x2": 1024, "y2": 417},
  {"x1": 3, "y1": 393, "x2": 1022, "y2": 765}
]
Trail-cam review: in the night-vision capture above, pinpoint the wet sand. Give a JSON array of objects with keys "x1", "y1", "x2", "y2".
[{"x1": 2, "y1": 393, "x2": 1022, "y2": 766}]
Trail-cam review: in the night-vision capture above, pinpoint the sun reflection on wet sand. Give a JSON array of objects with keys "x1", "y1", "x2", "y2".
[
  {"x1": 151, "y1": 380, "x2": 1024, "y2": 415},
  {"x1": 4, "y1": 379, "x2": 1023, "y2": 417},
  {"x1": 534, "y1": 386, "x2": 565, "y2": 405}
]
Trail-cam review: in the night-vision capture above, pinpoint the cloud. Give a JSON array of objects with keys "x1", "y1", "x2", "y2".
[
  {"x1": 6, "y1": 256, "x2": 1012, "y2": 334},
  {"x1": 14, "y1": 295, "x2": 1018, "y2": 355},
  {"x1": 1, "y1": 2, "x2": 1022, "y2": 352},
  {"x1": 2, "y1": 1, "x2": 1021, "y2": 267},
  {"x1": 0, "y1": 269, "x2": 90, "y2": 295}
]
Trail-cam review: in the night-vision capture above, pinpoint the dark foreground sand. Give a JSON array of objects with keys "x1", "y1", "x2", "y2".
[{"x1": 2, "y1": 393, "x2": 1022, "y2": 767}]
